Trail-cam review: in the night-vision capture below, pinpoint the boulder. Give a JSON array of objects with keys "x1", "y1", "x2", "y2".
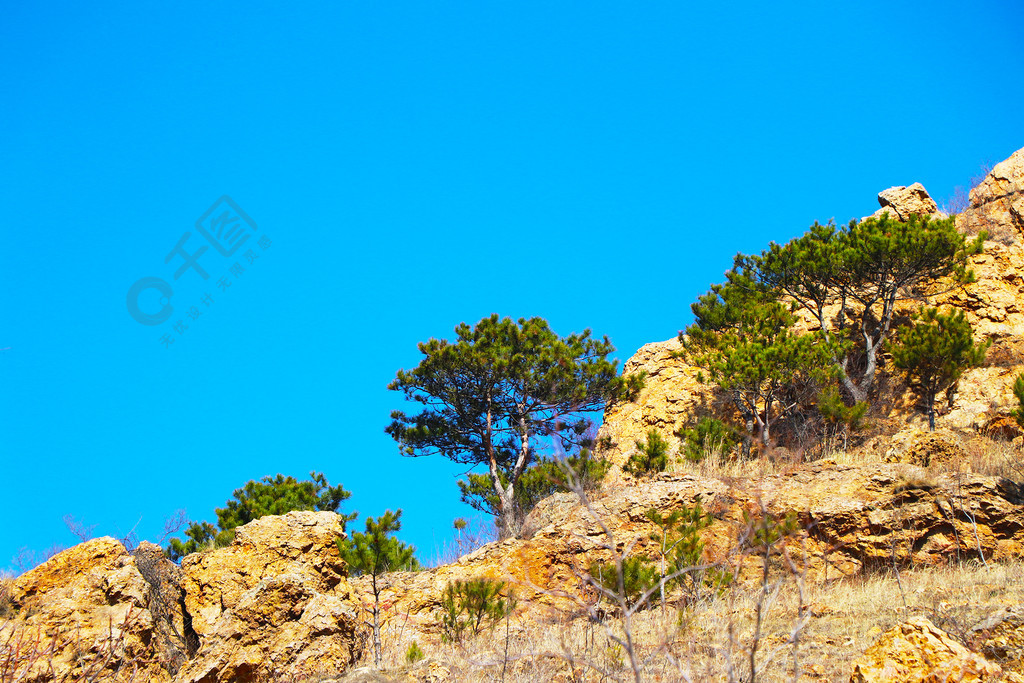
[
  {"x1": 173, "y1": 574, "x2": 359, "y2": 683},
  {"x1": 4, "y1": 537, "x2": 177, "y2": 682},
  {"x1": 176, "y1": 511, "x2": 361, "y2": 682},
  {"x1": 868, "y1": 183, "x2": 941, "y2": 221},
  {"x1": 850, "y1": 617, "x2": 1002, "y2": 682},
  {"x1": 180, "y1": 510, "x2": 352, "y2": 637},
  {"x1": 972, "y1": 605, "x2": 1024, "y2": 673},
  {"x1": 597, "y1": 337, "x2": 720, "y2": 472},
  {"x1": 884, "y1": 429, "x2": 967, "y2": 468}
]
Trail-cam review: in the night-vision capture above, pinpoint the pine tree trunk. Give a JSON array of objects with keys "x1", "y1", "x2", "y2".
[{"x1": 372, "y1": 602, "x2": 382, "y2": 667}]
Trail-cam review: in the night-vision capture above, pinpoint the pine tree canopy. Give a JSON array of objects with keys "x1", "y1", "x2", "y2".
[
  {"x1": 682, "y1": 271, "x2": 838, "y2": 446},
  {"x1": 889, "y1": 307, "x2": 989, "y2": 430},
  {"x1": 387, "y1": 314, "x2": 643, "y2": 538},
  {"x1": 740, "y1": 212, "x2": 985, "y2": 402},
  {"x1": 167, "y1": 471, "x2": 355, "y2": 561},
  {"x1": 337, "y1": 509, "x2": 421, "y2": 578}
]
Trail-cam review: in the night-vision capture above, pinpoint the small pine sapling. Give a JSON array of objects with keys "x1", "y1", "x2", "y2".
[
  {"x1": 678, "y1": 417, "x2": 738, "y2": 462},
  {"x1": 587, "y1": 555, "x2": 660, "y2": 610},
  {"x1": 1012, "y1": 372, "x2": 1024, "y2": 428},
  {"x1": 337, "y1": 509, "x2": 421, "y2": 667},
  {"x1": 624, "y1": 429, "x2": 669, "y2": 476},
  {"x1": 439, "y1": 578, "x2": 516, "y2": 644},
  {"x1": 816, "y1": 386, "x2": 868, "y2": 453},
  {"x1": 405, "y1": 641, "x2": 425, "y2": 664}
]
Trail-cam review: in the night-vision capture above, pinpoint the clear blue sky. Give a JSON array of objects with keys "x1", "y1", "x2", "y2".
[{"x1": 2, "y1": 1, "x2": 1022, "y2": 571}]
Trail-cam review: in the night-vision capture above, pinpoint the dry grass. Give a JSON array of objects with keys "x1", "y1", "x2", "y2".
[
  {"x1": 329, "y1": 560, "x2": 1023, "y2": 682},
  {"x1": 959, "y1": 432, "x2": 1024, "y2": 481},
  {"x1": 0, "y1": 580, "x2": 12, "y2": 621},
  {"x1": 666, "y1": 440, "x2": 885, "y2": 482}
]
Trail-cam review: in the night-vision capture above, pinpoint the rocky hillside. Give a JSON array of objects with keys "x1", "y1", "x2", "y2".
[{"x1": 3, "y1": 146, "x2": 1024, "y2": 682}]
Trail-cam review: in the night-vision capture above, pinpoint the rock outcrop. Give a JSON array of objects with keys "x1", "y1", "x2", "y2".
[
  {"x1": 850, "y1": 617, "x2": 1003, "y2": 682},
  {"x1": 4, "y1": 537, "x2": 181, "y2": 682},
  {"x1": 175, "y1": 511, "x2": 360, "y2": 682},
  {"x1": 973, "y1": 605, "x2": 1024, "y2": 674},
  {"x1": 1, "y1": 513, "x2": 361, "y2": 683},
  {"x1": 868, "y1": 182, "x2": 942, "y2": 221},
  {"x1": 355, "y1": 460, "x2": 1024, "y2": 651},
  {"x1": 598, "y1": 146, "x2": 1024, "y2": 448},
  {"x1": 597, "y1": 337, "x2": 718, "y2": 470},
  {"x1": 960, "y1": 147, "x2": 1024, "y2": 245}
]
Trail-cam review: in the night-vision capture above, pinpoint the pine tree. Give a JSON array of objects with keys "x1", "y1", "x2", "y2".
[
  {"x1": 889, "y1": 307, "x2": 989, "y2": 431},
  {"x1": 167, "y1": 472, "x2": 355, "y2": 561},
  {"x1": 388, "y1": 315, "x2": 643, "y2": 538},
  {"x1": 682, "y1": 271, "x2": 837, "y2": 447},
  {"x1": 337, "y1": 509, "x2": 420, "y2": 667},
  {"x1": 742, "y1": 213, "x2": 985, "y2": 402}
]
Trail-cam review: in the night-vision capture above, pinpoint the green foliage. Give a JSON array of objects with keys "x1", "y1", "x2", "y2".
[
  {"x1": 817, "y1": 385, "x2": 868, "y2": 452},
  {"x1": 337, "y1": 509, "x2": 421, "y2": 579},
  {"x1": 817, "y1": 386, "x2": 867, "y2": 430},
  {"x1": 742, "y1": 213, "x2": 985, "y2": 402},
  {"x1": 405, "y1": 641, "x2": 425, "y2": 664},
  {"x1": 624, "y1": 429, "x2": 670, "y2": 476},
  {"x1": 587, "y1": 555, "x2": 660, "y2": 609},
  {"x1": 388, "y1": 314, "x2": 642, "y2": 538},
  {"x1": 167, "y1": 472, "x2": 355, "y2": 562},
  {"x1": 682, "y1": 270, "x2": 838, "y2": 446},
  {"x1": 439, "y1": 578, "x2": 516, "y2": 643},
  {"x1": 646, "y1": 504, "x2": 732, "y2": 604},
  {"x1": 167, "y1": 521, "x2": 218, "y2": 561},
  {"x1": 889, "y1": 307, "x2": 989, "y2": 431},
  {"x1": 743, "y1": 510, "x2": 802, "y2": 552},
  {"x1": 678, "y1": 417, "x2": 738, "y2": 462},
  {"x1": 457, "y1": 446, "x2": 610, "y2": 528},
  {"x1": 1012, "y1": 373, "x2": 1024, "y2": 428},
  {"x1": 338, "y1": 509, "x2": 420, "y2": 667}
]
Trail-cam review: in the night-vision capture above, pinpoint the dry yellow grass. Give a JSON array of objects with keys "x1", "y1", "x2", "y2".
[{"x1": 323, "y1": 557, "x2": 1022, "y2": 682}]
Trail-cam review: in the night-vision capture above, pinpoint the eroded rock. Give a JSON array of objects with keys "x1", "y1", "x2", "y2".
[{"x1": 850, "y1": 617, "x2": 1001, "y2": 682}]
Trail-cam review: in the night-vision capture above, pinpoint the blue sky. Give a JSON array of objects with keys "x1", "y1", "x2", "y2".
[{"x1": 2, "y1": 1, "x2": 1022, "y2": 570}]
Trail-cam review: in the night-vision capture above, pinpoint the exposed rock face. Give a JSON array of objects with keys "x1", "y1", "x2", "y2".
[
  {"x1": 869, "y1": 182, "x2": 941, "y2": 221},
  {"x1": 180, "y1": 510, "x2": 351, "y2": 637},
  {"x1": 598, "y1": 337, "x2": 717, "y2": 471},
  {"x1": 4, "y1": 537, "x2": 180, "y2": 682},
  {"x1": 973, "y1": 605, "x2": 1024, "y2": 673},
  {"x1": 850, "y1": 617, "x2": 1002, "y2": 682},
  {"x1": 883, "y1": 429, "x2": 967, "y2": 467},
  {"x1": 174, "y1": 574, "x2": 359, "y2": 683},
  {"x1": 176, "y1": 511, "x2": 361, "y2": 682},
  {"x1": 1, "y1": 513, "x2": 361, "y2": 683},
  {"x1": 960, "y1": 147, "x2": 1024, "y2": 245},
  {"x1": 359, "y1": 461, "x2": 1024, "y2": 647}
]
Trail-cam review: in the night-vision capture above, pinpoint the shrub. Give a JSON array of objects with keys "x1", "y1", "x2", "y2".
[
  {"x1": 678, "y1": 417, "x2": 737, "y2": 462},
  {"x1": 889, "y1": 307, "x2": 989, "y2": 431},
  {"x1": 624, "y1": 429, "x2": 669, "y2": 476},
  {"x1": 817, "y1": 386, "x2": 868, "y2": 452},
  {"x1": 439, "y1": 578, "x2": 515, "y2": 644},
  {"x1": 587, "y1": 555, "x2": 660, "y2": 609},
  {"x1": 405, "y1": 640, "x2": 425, "y2": 664},
  {"x1": 1012, "y1": 372, "x2": 1024, "y2": 428},
  {"x1": 167, "y1": 471, "x2": 355, "y2": 561}
]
